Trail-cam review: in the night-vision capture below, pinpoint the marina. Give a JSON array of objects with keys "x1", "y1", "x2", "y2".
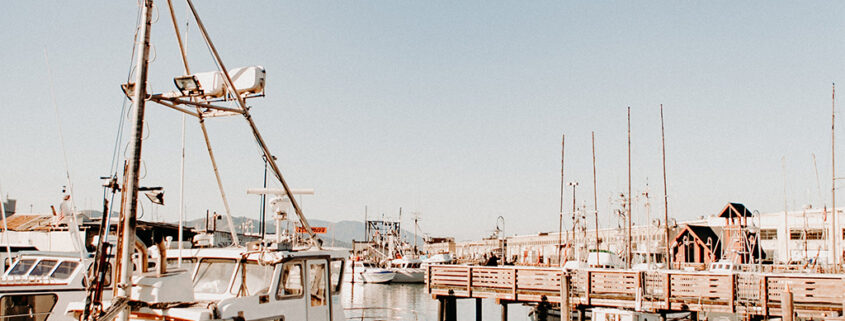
[{"x1": 4, "y1": 1, "x2": 845, "y2": 321}]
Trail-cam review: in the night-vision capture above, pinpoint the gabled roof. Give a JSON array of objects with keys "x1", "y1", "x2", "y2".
[
  {"x1": 671, "y1": 224, "x2": 721, "y2": 257},
  {"x1": 718, "y1": 202, "x2": 752, "y2": 218}
]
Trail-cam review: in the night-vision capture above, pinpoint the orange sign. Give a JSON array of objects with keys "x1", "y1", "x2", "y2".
[{"x1": 296, "y1": 226, "x2": 327, "y2": 234}]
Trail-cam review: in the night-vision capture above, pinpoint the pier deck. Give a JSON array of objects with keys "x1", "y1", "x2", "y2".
[{"x1": 426, "y1": 265, "x2": 845, "y2": 320}]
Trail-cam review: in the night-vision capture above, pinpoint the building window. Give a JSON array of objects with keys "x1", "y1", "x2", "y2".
[
  {"x1": 806, "y1": 229, "x2": 824, "y2": 240},
  {"x1": 790, "y1": 229, "x2": 825, "y2": 240},
  {"x1": 759, "y1": 229, "x2": 777, "y2": 240}
]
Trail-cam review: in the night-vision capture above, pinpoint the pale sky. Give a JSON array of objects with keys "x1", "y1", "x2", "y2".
[{"x1": 2, "y1": 1, "x2": 845, "y2": 240}]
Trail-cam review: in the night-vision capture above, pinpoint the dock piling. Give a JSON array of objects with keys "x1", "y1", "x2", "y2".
[
  {"x1": 783, "y1": 284, "x2": 794, "y2": 321},
  {"x1": 475, "y1": 298, "x2": 482, "y2": 321}
]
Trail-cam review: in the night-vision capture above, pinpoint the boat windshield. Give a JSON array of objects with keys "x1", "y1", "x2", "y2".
[
  {"x1": 50, "y1": 261, "x2": 79, "y2": 280},
  {"x1": 193, "y1": 259, "x2": 237, "y2": 294},
  {"x1": 230, "y1": 262, "x2": 273, "y2": 296},
  {"x1": 29, "y1": 260, "x2": 58, "y2": 277},
  {"x1": 7, "y1": 259, "x2": 36, "y2": 276}
]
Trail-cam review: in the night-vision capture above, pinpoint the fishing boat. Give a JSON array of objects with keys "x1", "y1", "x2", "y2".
[
  {"x1": 0, "y1": 251, "x2": 108, "y2": 321},
  {"x1": 350, "y1": 261, "x2": 395, "y2": 284},
  {"x1": 387, "y1": 257, "x2": 424, "y2": 283},
  {"x1": 65, "y1": 1, "x2": 350, "y2": 320}
]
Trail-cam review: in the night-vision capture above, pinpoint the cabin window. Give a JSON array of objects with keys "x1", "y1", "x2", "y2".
[
  {"x1": 7, "y1": 259, "x2": 36, "y2": 276},
  {"x1": 276, "y1": 262, "x2": 303, "y2": 299},
  {"x1": 166, "y1": 257, "x2": 197, "y2": 276},
  {"x1": 330, "y1": 259, "x2": 344, "y2": 294},
  {"x1": 28, "y1": 260, "x2": 58, "y2": 277},
  {"x1": 231, "y1": 262, "x2": 273, "y2": 296},
  {"x1": 309, "y1": 262, "x2": 327, "y2": 306},
  {"x1": 193, "y1": 259, "x2": 237, "y2": 294},
  {"x1": 0, "y1": 294, "x2": 57, "y2": 321},
  {"x1": 50, "y1": 261, "x2": 78, "y2": 280}
]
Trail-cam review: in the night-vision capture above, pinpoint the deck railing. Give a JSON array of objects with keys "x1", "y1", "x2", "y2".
[{"x1": 426, "y1": 265, "x2": 845, "y2": 317}]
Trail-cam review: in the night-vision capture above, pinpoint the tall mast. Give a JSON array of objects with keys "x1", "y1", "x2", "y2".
[
  {"x1": 660, "y1": 104, "x2": 670, "y2": 268},
  {"x1": 833, "y1": 82, "x2": 838, "y2": 272},
  {"x1": 559, "y1": 134, "x2": 565, "y2": 266},
  {"x1": 592, "y1": 131, "x2": 599, "y2": 254},
  {"x1": 627, "y1": 107, "x2": 632, "y2": 269},
  {"x1": 117, "y1": 1, "x2": 153, "y2": 320}
]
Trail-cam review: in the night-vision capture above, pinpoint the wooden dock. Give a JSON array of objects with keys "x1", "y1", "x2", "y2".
[{"x1": 426, "y1": 265, "x2": 845, "y2": 321}]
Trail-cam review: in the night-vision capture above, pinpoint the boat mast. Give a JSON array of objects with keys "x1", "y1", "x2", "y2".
[
  {"x1": 627, "y1": 106, "x2": 632, "y2": 269},
  {"x1": 660, "y1": 104, "x2": 670, "y2": 268},
  {"x1": 558, "y1": 134, "x2": 565, "y2": 267},
  {"x1": 592, "y1": 131, "x2": 599, "y2": 255},
  {"x1": 116, "y1": 1, "x2": 153, "y2": 320},
  {"x1": 833, "y1": 82, "x2": 838, "y2": 272}
]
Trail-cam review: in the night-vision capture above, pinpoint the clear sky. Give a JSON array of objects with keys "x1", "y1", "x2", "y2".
[{"x1": 2, "y1": 1, "x2": 845, "y2": 241}]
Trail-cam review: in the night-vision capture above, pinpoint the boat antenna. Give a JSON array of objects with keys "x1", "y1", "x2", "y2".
[
  {"x1": 44, "y1": 48, "x2": 88, "y2": 265},
  {"x1": 833, "y1": 82, "x2": 839, "y2": 272}
]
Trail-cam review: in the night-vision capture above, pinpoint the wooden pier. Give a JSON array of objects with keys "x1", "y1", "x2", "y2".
[{"x1": 426, "y1": 265, "x2": 845, "y2": 321}]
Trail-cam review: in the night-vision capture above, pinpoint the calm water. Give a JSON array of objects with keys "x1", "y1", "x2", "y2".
[{"x1": 341, "y1": 282, "x2": 533, "y2": 320}]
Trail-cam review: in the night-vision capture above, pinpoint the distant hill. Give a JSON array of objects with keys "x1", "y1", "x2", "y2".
[{"x1": 184, "y1": 216, "x2": 424, "y2": 248}]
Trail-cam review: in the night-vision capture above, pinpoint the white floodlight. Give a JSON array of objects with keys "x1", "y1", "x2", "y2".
[{"x1": 173, "y1": 75, "x2": 202, "y2": 96}]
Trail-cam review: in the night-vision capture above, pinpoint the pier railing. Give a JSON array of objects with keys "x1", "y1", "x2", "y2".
[{"x1": 426, "y1": 265, "x2": 845, "y2": 317}]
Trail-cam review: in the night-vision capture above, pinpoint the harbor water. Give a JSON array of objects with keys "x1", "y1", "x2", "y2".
[{"x1": 342, "y1": 282, "x2": 533, "y2": 320}]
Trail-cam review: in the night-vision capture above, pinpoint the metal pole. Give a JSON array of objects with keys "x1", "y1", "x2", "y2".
[
  {"x1": 570, "y1": 182, "x2": 579, "y2": 261},
  {"x1": 559, "y1": 134, "x2": 565, "y2": 266},
  {"x1": 117, "y1": 1, "x2": 153, "y2": 320},
  {"x1": 627, "y1": 106, "x2": 632, "y2": 269},
  {"x1": 592, "y1": 131, "x2": 599, "y2": 255},
  {"x1": 660, "y1": 104, "x2": 671, "y2": 268},
  {"x1": 185, "y1": 0, "x2": 319, "y2": 246},
  {"x1": 833, "y1": 82, "x2": 838, "y2": 272},
  {"x1": 260, "y1": 157, "x2": 268, "y2": 239},
  {"x1": 783, "y1": 157, "x2": 790, "y2": 264},
  {"x1": 178, "y1": 114, "x2": 185, "y2": 267}
]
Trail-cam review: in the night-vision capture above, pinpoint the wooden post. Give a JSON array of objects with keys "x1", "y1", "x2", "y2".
[
  {"x1": 445, "y1": 297, "x2": 457, "y2": 321},
  {"x1": 427, "y1": 265, "x2": 433, "y2": 293},
  {"x1": 561, "y1": 272, "x2": 571, "y2": 321},
  {"x1": 782, "y1": 284, "x2": 794, "y2": 321},
  {"x1": 475, "y1": 298, "x2": 482, "y2": 321},
  {"x1": 577, "y1": 307, "x2": 585, "y2": 321},
  {"x1": 501, "y1": 301, "x2": 509, "y2": 321},
  {"x1": 664, "y1": 272, "x2": 671, "y2": 310},
  {"x1": 729, "y1": 274, "x2": 736, "y2": 313},
  {"x1": 467, "y1": 266, "x2": 473, "y2": 297},
  {"x1": 585, "y1": 270, "x2": 592, "y2": 306},
  {"x1": 512, "y1": 268, "x2": 518, "y2": 301},
  {"x1": 438, "y1": 297, "x2": 445, "y2": 321},
  {"x1": 761, "y1": 275, "x2": 768, "y2": 317}
]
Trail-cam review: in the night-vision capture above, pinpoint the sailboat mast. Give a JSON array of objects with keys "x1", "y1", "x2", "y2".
[
  {"x1": 117, "y1": 1, "x2": 153, "y2": 320},
  {"x1": 833, "y1": 83, "x2": 838, "y2": 272},
  {"x1": 627, "y1": 107, "x2": 632, "y2": 269},
  {"x1": 660, "y1": 104, "x2": 670, "y2": 268},
  {"x1": 592, "y1": 131, "x2": 599, "y2": 254},
  {"x1": 559, "y1": 134, "x2": 565, "y2": 267}
]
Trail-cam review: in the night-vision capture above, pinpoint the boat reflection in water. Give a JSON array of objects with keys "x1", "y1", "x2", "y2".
[{"x1": 342, "y1": 282, "x2": 532, "y2": 320}]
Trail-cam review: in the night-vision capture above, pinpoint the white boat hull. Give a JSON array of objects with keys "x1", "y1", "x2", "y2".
[
  {"x1": 359, "y1": 270, "x2": 395, "y2": 283},
  {"x1": 389, "y1": 268, "x2": 424, "y2": 283}
]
